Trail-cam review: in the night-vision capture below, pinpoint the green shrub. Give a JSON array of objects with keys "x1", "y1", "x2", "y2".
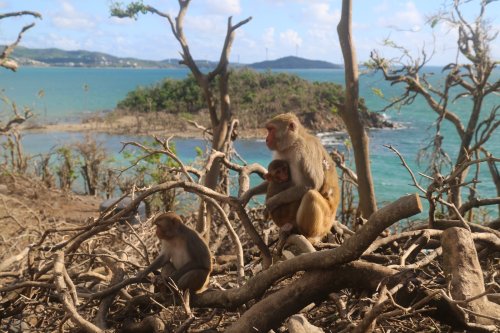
[{"x1": 116, "y1": 68, "x2": 370, "y2": 129}]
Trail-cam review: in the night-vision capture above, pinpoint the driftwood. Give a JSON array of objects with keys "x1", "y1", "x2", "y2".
[
  {"x1": 1, "y1": 183, "x2": 494, "y2": 332},
  {"x1": 224, "y1": 194, "x2": 422, "y2": 332},
  {"x1": 225, "y1": 262, "x2": 397, "y2": 333},
  {"x1": 1, "y1": 170, "x2": 499, "y2": 332},
  {"x1": 287, "y1": 314, "x2": 325, "y2": 333},
  {"x1": 1, "y1": 128, "x2": 500, "y2": 333},
  {"x1": 1, "y1": 136, "x2": 499, "y2": 333},
  {"x1": 441, "y1": 227, "x2": 500, "y2": 327}
]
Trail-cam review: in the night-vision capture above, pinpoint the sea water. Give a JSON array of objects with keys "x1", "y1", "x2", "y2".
[{"x1": 0, "y1": 67, "x2": 498, "y2": 215}]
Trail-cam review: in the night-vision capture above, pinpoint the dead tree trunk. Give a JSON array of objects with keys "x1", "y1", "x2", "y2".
[
  {"x1": 441, "y1": 227, "x2": 500, "y2": 326},
  {"x1": 225, "y1": 262, "x2": 396, "y2": 333},
  {"x1": 337, "y1": 0, "x2": 377, "y2": 219},
  {"x1": 111, "y1": 1, "x2": 251, "y2": 242}
]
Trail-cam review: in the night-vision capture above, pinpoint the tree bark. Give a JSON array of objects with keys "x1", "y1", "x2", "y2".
[
  {"x1": 194, "y1": 194, "x2": 422, "y2": 310},
  {"x1": 337, "y1": 0, "x2": 377, "y2": 218},
  {"x1": 441, "y1": 227, "x2": 500, "y2": 326},
  {"x1": 225, "y1": 262, "x2": 397, "y2": 333}
]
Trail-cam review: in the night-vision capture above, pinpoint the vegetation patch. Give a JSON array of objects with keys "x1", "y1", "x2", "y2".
[{"x1": 116, "y1": 68, "x2": 392, "y2": 133}]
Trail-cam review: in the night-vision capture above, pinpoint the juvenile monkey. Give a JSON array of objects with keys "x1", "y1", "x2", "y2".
[
  {"x1": 265, "y1": 159, "x2": 300, "y2": 230},
  {"x1": 152, "y1": 211, "x2": 212, "y2": 294},
  {"x1": 265, "y1": 159, "x2": 301, "y2": 253},
  {"x1": 242, "y1": 113, "x2": 340, "y2": 243}
]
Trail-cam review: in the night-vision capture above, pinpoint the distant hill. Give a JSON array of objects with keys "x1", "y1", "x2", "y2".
[
  {"x1": 9, "y1": 46, "x2": 342, "y2": 70},
  {"x1": 9, "y1": 46, "x2": 218, "y2": 68},
  {"x1": 248, "y1": 56, "x2": 342, "y2": 69}
]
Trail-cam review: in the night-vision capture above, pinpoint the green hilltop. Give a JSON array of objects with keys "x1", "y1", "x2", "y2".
[
  {"x1": 10, "y1": 46, "x2": 342, "y2": 69},
  {"x1": 249, "y1": 56, "x2": 342, "y2": 69},
  {"x1": 115, "y1": 68, "x2": 390, "y2": 132}
]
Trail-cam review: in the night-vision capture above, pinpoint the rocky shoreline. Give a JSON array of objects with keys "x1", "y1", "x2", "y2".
[{"x1": 22, "y1": 109, "x2": 397, "y2": 140}]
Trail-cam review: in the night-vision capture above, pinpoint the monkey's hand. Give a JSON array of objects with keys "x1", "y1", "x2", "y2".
[
  {"x1": 266, "y1": 185, "x2": 308, "y2": 212},
  {"x1": 265, "y1": 195, "x2": 280, "y2": 213},
  {"x1": 240, "y1": 181, "x2": 269, "y2": 207}
]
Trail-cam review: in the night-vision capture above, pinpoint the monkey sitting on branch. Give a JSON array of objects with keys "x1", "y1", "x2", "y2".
[
  {"x1": 151, "y1": 212, "x2": 212, "y2": 314},
  {"x1": 242, "y1": 113, "x2": 341, "y2": 244}
]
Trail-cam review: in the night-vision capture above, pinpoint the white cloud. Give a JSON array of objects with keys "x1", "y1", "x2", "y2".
[
  {"x1": 377, "y1": 1, "x2": 423, "y2": 31},
  {"x1": 262, "y1": 27, "x2": 275, "y2": 48},
  {"x1": 280, "y1": 29, "x2": 302, "y2": 48},
  {"x1": 206, "y1": 0, "x2": 241, "y2": 15},
  {"x1": 300, "y1": 1, "x2": 340, "y2": 52},
  {"x1": 185, "y1": 16, "x2": 218, "y2": 32},
  {"x1": 373, "y1": 0, "x2": 389, "y2": 14},
  {"x1": 53, "y1": 16, "x2": 95, "y2": 30},
  {"x1": 52, "y1": 1, "x2": 95, "y2": 30},
  {"x1": 108, "y1": 16, "x2": 135, "y2": 26},
  {"x1": 46, "y1": 33, "x2": 82, "y2": 50},
  {"x1": 396, "y1": 2, "x2": 423, "y2": 26},
  {"x1": 306, "y1": 3, "x2": 340, "y2": 26}
]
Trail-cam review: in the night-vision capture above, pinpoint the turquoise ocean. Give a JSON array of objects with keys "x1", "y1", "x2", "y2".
[{"x1": 0, "y1": 67, "x2": 498, "y2": 215}]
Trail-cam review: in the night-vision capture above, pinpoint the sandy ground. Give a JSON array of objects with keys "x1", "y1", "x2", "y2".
[{"x1": 0, "y1": 173, "x2": 102, "y2": 257}]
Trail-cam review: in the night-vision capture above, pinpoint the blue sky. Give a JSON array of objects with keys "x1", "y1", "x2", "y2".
[{"x1": 0, "y1": 0, "x2": 498, "y2": 65}]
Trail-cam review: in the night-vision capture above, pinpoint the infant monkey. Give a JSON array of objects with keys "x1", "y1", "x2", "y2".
[
  {"x1": 265, "y1": 159, "x2": 302, "y2": 253},
  {"x1": 265, "y1": 159, "x2": 301, "y2": 232}
]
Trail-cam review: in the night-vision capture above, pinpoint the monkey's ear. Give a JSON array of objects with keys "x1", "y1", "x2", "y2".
[
  {"x1": 171, "y1": 218, "x2": 180, "y2": 226},
  {"x1": 288, "y1": 121, "x2": 297, "y2": 132}
]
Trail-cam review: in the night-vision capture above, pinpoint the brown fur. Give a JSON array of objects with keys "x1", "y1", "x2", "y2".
[
  {"x1": 265, "y1": 113, "x2": 340, "y2": 242},
  {"x1": 265, "y1": 159, "x2": 301, "y2": 230},
  {"x1": 154, "y1": 212, "x2": 212, "y2": 293}
]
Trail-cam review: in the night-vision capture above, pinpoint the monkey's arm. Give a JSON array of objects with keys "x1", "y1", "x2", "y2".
[
  {"x1": 265, "y1": 185, "x2": 310, "y2": 212},
  {"x1": 89, "y1": 254, "x2": 169, "y2": 300},
  {"x1": 266, "y1": 159, "x2": 324, "y2": 212},
  {"x1": 267, "y1": 154, "x2": 325, "y2": 211},
  {"x1": 139, "y1": 253, "x2": 169, "y2": 278},
  {"x1": 239, "y1": 181, "x2": 269, "y2": 206}
]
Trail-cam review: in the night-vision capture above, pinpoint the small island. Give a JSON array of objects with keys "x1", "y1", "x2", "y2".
[{"x1": 26, "y1": 67, "x2": 391, "y2": 137}]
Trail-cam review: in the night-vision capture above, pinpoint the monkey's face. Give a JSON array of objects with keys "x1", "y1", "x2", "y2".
[
  {"x1": 265, "y1": 123, "x2": 278, "y2": 150},
  {"x1": 273, "y1": 166, "x2": 289, "y2": 183},
  {"x1": 153, "y1": 212, "x2": 181, "y2": 239},
  {"x1": 265, "y1": 118, "x2": 298, "y2": 152},
  {"x1": 267, "y1": 165, "x2": 289, "y2": 183},
  {"x1": 267, "y1": 160, "x2": 291, "y2": 183}
]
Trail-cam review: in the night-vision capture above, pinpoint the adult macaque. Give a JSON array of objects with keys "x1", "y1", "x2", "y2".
[
  {"x1": 243, "y1": 113, "x2": 340, "y2": 242},
  {"x1": 89, "y1": 212, "x2": 211, "y2": 312},
  {"x1": 152, "y1": 212, "x2": 212, "y2": 294}
]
